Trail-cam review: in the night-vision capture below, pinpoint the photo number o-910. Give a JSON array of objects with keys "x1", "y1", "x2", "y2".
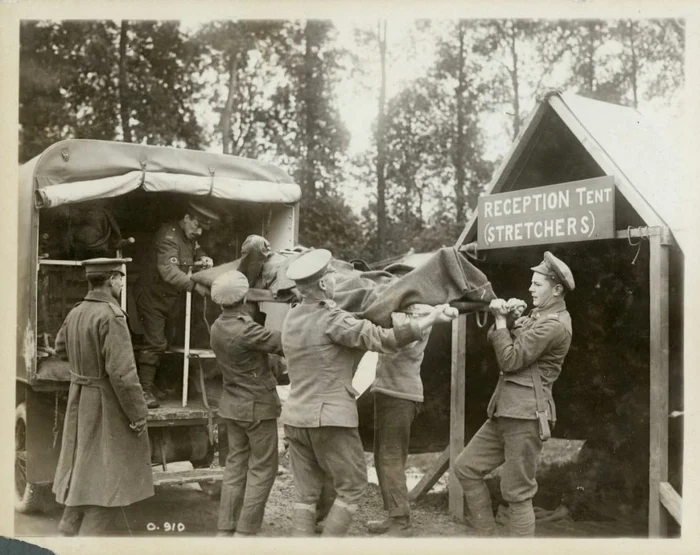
[{"x1": 146, "y1": 522, "x2": 186, "y2": 532}]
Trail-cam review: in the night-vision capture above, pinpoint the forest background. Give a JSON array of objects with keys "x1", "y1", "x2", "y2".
[{"x1": 19, "y1": 18, "x2": 685, "y2": 263}]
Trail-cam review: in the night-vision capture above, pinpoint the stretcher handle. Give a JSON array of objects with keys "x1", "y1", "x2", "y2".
[{"x1": 449, "y1": 301, "x2": 490, "y2": 314}]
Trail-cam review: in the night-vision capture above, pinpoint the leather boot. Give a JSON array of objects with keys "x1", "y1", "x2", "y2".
[
  {"x1": 464, "y1": 484, "x2": 497, "y2": 536},
  {"x1": 138, "y1": 363, "x2": 160, "y2": 408},
  {"x1": 385, "y1": 516, "x2": 413, "y2": 537},
  {"x1": 58, "y1": 506, "x2": 83, "y2": 537},
  {"x1": 366, "y1": 517, "x2": 391, "y2": 534},
  {"x1": 143, "y1": 390, "x2": 160, "y2": 409},
  {"x1": 291, "y1": 503, "x2": 316, "y2": 537},
  {"x1": 321, "y1": 501, "x2": 355, "y2": 537},
  {"x1": 509, "y1": 499, "x2": 536, "y2": 537}
]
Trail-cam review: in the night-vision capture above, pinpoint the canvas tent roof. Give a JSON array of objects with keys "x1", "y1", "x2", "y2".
[
  {"x1": 22, "y1": 139, "x2": 301, "y2": 208},
  {"x1": 458, "y1": 92, "x2": 689, "y2": 253}
]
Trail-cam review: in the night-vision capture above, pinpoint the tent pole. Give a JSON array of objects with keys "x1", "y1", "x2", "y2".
[
  {"x1": 449, "y1": 313, "x2": 468, "y2": 519},
  {"x1": 648, "y1": 233, "x2": 670, "y2": 537}
]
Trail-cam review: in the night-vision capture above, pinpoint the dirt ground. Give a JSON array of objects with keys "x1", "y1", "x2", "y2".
[
  {"x1": 15, "y1": 380, "x2": 648, "y2": 539},
  {"x1": 15, "y1": 445, "x2": 645, "y2": 539},
  {"x1": 15, "y1": 451, "x2": 464, "y2": 538}
]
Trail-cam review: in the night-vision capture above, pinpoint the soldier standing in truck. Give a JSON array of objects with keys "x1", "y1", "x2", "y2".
[{"x1": 135, "y1": 201, "x2": 218, "y2": 408}]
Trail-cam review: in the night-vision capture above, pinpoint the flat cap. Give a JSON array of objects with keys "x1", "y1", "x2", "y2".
[
  {"x1": 187, "y1": 200, "x2": 220, "y2": 230},
  {"x1": 531, "y1": 251, "x2": 575, "y2": 291},
  {"x1": 82, "y1": 257, "x2": 131, "y2": 276},
  {"x1": 211, "y1": 270, "x2": 249, "y2": 306},
  {"x1": 286, "y1": 249, "x2": 332, "y2": 283}
]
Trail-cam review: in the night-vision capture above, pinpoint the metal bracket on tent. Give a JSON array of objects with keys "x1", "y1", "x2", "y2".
[
  {"x1": 626, "y1": 226, "x2": 648, "y2": 265},
  {"x1": 139, "y1": 159, "x2": 147, "y2": 186},
  {"x1": 208, "y1": 168, "x2": 215, "y2": 196}
]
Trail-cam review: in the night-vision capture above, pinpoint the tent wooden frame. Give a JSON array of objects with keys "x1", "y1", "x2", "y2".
[{"x1": 409, "y1": 92, "x2": 683, "y2": 537}]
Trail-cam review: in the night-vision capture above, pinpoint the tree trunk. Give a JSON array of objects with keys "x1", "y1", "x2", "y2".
[
  {"x1": 221, "y1": 53, "x2": 238, "y2": 155},
  {"x1": 584, "y1": 22, "x2": 596, "y2": 95},
  {"x1": 118, "y1": 21, "x2": 133, "y2": 143},
  {"x1": 628, "y1": 22, "x2": 639, "y2": 108},
  {"x1": 376, "y1": 20, "x2": 388, "y2": 261},
  {"x1": 302, "y1": 21, "x2": 318, "y2": 200},
  {"x1": 454, "y1": 21, "x2": 467, "y2": 224},
  {"x1": 509, "y1": 27, "x2": 521, "y2": 139}
]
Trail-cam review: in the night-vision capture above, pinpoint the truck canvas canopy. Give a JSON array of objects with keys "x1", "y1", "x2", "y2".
[{"x1": 24, "y1": 139, "x2": 302, "y2": 208}]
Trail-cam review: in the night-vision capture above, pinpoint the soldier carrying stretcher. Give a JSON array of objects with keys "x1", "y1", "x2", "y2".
[
  {"x1": 453, "y1": 251, "x2": 574, "y2": 537},
  {"x1": 280, "y1": 248, "x2": 459, "y2": 537}
]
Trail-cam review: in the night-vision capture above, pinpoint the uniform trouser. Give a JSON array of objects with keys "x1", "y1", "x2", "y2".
[
  {"x1": 452, "y1": 418, "x2": 543, "y2": 535},
  {"x1": 58, "y1": 505, "x2": 120, "y2": 536},
  {"x1": 284, "y1": 425, "x2": 367, "y2": 508},
  {"x1": 316, "y1": 475, "x2": 336, "y2": 522},
  {"x1": 217, "y1": 418, "x2": 279, "y2": 534},
  {"x1": 373, "y1": 393, "x2": 421, "y2": 518},
  {"x1": 135, "y1": 291, "x2": 179, "y2": 390}
]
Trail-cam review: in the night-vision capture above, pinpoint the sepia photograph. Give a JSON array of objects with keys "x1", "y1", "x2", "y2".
[{"x1": 4, "y1": 3, "x2": 697, "y2": 553}]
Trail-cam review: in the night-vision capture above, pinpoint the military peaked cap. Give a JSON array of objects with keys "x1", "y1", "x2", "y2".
[
  {"x1": 286, "y1": 249, "x2": 333, "y2": 283},
  {"x1": 187, "y1": 200, "x2": 220, "y2": 230},
  {"x1": 82, "y1": 257, "x2": 131, "y2": 276},
  {"x1": 531, "y1": 251, "x2": 575, "y2": 291}
]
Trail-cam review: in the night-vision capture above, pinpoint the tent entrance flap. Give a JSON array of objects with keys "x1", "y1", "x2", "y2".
[{"x1": 34, "y1": 172, "x2": 302, "y2": 209}]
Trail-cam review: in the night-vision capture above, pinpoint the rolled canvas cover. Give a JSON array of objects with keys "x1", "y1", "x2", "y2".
[{"x1": 27, "y1": 139, "x2": 301, "y2": 209}]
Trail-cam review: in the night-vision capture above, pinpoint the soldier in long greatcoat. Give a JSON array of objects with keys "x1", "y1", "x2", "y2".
[{"x1": 52, "y1": 258, "x2": 154, "y2": 536}]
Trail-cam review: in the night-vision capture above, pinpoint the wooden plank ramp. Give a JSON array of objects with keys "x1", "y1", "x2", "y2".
[
  {"x1": 152, "y1": 468, "x2": 223, "y2": 487},
  {"x1": 147, "y1": 399, "x2": 217, "y2": 423}
]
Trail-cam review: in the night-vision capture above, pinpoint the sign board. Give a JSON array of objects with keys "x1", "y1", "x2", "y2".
[{"x1": 477, "y1": 176, "x2": 615, "y2": 250}]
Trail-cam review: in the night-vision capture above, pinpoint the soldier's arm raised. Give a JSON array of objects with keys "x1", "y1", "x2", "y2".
[
  {"x1": 488, "y1": 319, "x2": 564, "y2": 374},
  {"x1": 326, "y1": 304, "x2": 456, "y2": 353},
  {"x1": 238, "y1": 322, "x2": 284, "y2": 356}
]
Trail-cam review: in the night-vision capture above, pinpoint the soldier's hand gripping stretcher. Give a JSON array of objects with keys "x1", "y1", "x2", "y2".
[
  {"x1": 489, "y1": 297, "x2": 527, "y2": 328},
  {"x1": 408, "y1": 303, "x2": 460, "y2": 333},
  {"x1": 183, "y1": 259, "x2": 214, "y2": 297}
]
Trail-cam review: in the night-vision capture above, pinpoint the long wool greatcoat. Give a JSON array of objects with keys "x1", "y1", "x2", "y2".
[{"x1": 52, "y1": 289, "x2": 154, "y2": 507}]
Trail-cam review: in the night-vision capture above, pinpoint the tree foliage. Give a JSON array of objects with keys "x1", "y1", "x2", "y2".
[
  {"x1": 19, "y1": 18, "x2": 685, "y2": 262},
  {"x1": 20, "y1": 20, "x2": 205, "y2": 162}
]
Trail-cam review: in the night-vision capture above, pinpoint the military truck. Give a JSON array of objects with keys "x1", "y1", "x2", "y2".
[{"x1": 16, "y1": 139, "x2": 299, "y2": 512}]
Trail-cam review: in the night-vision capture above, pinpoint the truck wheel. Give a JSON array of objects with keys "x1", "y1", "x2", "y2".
[{"x1": 15, "y1": 402, "x2": 55, "y2": 514}]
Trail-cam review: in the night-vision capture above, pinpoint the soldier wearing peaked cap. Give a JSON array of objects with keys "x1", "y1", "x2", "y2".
[
  {"x1": 453, "y1": 251, "x2": 574, "y2": 537},
  {"x1": 135, "y1": 200, "x2": 220, "y2": 408},
  {"x1": 280, "y1": 248, "x2": 459, "y2": 537},
  {"x1": 52, "y1": 258, "x2": 153, "y2": 536},
  {"x1": 209, "y1": 271, "x2": 285, "y2": 537}
]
